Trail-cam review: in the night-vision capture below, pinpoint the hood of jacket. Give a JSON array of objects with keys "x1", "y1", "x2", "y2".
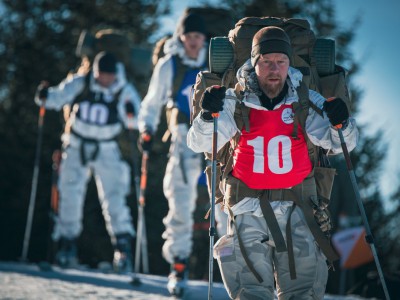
[{"x1": 235, "y1": 59, "x2": 304, "y2": 109}]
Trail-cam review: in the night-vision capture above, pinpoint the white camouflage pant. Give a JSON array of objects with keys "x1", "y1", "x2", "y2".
[
  {"x1": 161, "y1": 124, "x2": 202, "y2": 263},
  {"x1": 162, "y1": 124, "x2": 228, "y2": 263},
  {"x1": 214, "y1": 202, "x2": 328, "y2": 300},
  {"x1": 53, "y1": 141, "x2": 135, "y2": 241}
]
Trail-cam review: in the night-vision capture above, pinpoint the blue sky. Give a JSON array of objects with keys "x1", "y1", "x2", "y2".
[
  {"x1": 158, "y1": 0, "x2": 400, "y2": 201},
  {"x1": 334, "y1": 0, "x2": 400, "y2": 199}
]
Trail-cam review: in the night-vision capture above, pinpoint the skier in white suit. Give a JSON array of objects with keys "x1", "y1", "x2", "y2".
[{"x1": 35, "y1": 51, "x2": 141, "y2": 273}]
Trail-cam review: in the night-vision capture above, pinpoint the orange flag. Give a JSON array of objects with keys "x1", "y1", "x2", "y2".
[{"x1": 332, "y1": 226, "x2": 374, "y2": 269}]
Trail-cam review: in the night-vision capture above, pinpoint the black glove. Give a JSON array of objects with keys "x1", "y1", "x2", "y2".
[
  {"x1": 125, "y1": 102, "x2": 135, "y2": 116},
  {"x1": 138, "y1": 131, "x2": 153, "y2": 153},
  {"x1": 200, "y1": 85, "x2": 226, "y2": 120},
  {"x1": 322, "y1": 97, "x2": 349, "y2": 127},
  {"x1": 36, "y1": 81, "x2": 49, "y2": 100}
]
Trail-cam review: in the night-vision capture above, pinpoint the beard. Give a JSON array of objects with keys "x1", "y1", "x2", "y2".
[{"x1": 259, "y1": 76, "x2": 286, "y2": 99}]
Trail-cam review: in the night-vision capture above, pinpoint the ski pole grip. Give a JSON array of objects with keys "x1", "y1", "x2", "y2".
[
  {"x1": 39, "y1": 105, "x2": 46, "y2": 118},
  {"x1": 326, "y1": 97, "x2": 342, "y2": 129}
]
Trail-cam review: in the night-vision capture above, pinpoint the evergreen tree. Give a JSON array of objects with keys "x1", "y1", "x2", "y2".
[{"x1": 0, "y1": 0, "x2": 169, "y2": 270}]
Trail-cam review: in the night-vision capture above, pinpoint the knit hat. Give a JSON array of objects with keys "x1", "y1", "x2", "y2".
[
  {"x1": 179, "y1": 13, "x2": 207, "y2": 36},
  {"x1": 251, "y1": 26, "x2": 292, "y2": 67},
  {"x1": 93, "y1": 51, "x2": 117, "y2": 74}
]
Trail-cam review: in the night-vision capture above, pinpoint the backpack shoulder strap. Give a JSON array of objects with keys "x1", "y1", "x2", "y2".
[
  {"x1": 169, "y1": 55, "x2": 189, "y2": 101},
  {"x1": 71, "y1": 72, "x2": 92, "y2": 105},
  {"x1": 293, "y1": 81, "x2": 323, "y2": 132},
  {"x1": 221, "y1": 86, "x2": 251, "y2": 179},
  {"x1": 232, "y1": 84, "x2": 250, "y2": 133},
  {"x1": 293, "y1": 81, "x2": 324, "y2": 166}
]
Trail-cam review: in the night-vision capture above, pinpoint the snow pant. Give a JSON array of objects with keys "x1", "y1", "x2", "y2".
[
  {"x1": 214, "y1": 202, "x2": 328, "y2": 300},
  {"x1": 53, "y1": 140, "x2": 135, "y2": 241},
  {"x1": 161, "y1": 124, "x2": 202, "y2": 264}
]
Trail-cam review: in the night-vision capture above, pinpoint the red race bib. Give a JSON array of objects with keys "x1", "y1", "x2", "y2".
[{"x1": 232, "y1": 104, "x2": 311, "y2": 189}]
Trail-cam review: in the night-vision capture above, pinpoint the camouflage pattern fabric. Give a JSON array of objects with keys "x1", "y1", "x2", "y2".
[{"x1": 214, "y1": 204, "x2": 328, "y2": 300}]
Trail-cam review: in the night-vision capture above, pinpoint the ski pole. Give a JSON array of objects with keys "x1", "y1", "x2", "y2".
[
  {"x1": 21, "y1": 98, "x2": 47, "y2": 261},
  {"x1": 208, "y1": 111, "x2": 219, "y2": 300},
  {"x1": 46, "y1": 149, "x2": 61, "y2": 263},
  {"x1": 326, "y1": 98, "x2": 390, "y2": 300},
  {"x1": 50, "y1": 150, "x2": 61, "y2": 216},
  {"x1": 125, "y1": 104, "x2": 149, "y2": 274},
  {"x1": 336, "y1": 126, "x2": 390, "y2": 300},
  {"x1": 135, "y1": 149, "x2": 149, "y2": 274}
]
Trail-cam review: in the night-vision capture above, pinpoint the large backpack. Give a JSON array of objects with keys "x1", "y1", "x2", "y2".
[
  {"x1": 75, "y1": 29, "x2": 152, "y2": 79},
  {"x1": 192, "y1": 17, "x2": 350, "y2": 119}
]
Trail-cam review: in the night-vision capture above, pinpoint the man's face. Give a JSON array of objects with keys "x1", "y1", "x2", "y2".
[
  {"x1": 95, "y1": 71, "x2": 116, "y2": 88},
  {"x1": 255, "y1": 53, "x2": 289, "y2": 99},
  {"x1": 180, "y1": 32, "x2": 206, "y2": 59}
]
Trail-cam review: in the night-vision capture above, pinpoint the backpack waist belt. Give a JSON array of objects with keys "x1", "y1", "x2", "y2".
[{"x1": 70, "y1": 129, "x2": 117, "y2": 165}]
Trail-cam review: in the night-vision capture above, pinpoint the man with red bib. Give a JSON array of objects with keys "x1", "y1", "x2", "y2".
[{"x1": 188, "y1": 27, "x2": 358, "y2": 299}]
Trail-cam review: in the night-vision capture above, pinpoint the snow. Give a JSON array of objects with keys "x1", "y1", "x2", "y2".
[
  {"x1": 0, "y1": 261, "x2": 370, "y2": 300},
  {"x1": 0, "y1": 261, "x2": 229, "y2": 300}
]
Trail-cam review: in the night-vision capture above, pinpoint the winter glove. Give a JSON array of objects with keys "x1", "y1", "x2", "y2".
[
  {"x1": 125, "y1": 102, "x2": 136, "y2": 116},
  {"x1": 36, "y1": 81, "x2": 49, "y2": 100},
  {"x1": 323, "y1": 97, "x2": 349, "y2": 127},
  {"x1": 124, "y1": 102, "x2": 136, "y2": 130},
  {"x1": 200, "y1": 85, "x2": 226, "y2": 121},
  {"x1": 138, "y1": 131, "x2": 153, "y2": 153}
]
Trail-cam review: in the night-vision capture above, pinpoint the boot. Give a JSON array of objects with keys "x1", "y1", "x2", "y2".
[
  {"x1": 113, "y1": 233, "x2": 133, "y2": 273},
  {"x1": 167, "y1": 257, "x2": 188, "y2": 297},
  {"x1": 55, "y1": 237, "x2": 78, "y2": 268}
]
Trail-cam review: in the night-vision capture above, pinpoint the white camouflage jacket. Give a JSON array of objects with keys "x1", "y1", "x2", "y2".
[
  {"x1": 187, "y1": 60, "x2": 359, "y2": 216},
  {"x1": 35, "y1": 63, "x2": 141, "y2": 143}
]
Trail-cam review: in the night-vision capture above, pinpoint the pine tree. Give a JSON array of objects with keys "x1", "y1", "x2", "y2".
[{"x1": 0, "y1": 0, "x2": 169, "y2": 268}]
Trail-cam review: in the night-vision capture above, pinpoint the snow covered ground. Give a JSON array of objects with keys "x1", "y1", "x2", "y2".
[{"x1": 0, "y1": 261, "x2": 371, "y2": 300}]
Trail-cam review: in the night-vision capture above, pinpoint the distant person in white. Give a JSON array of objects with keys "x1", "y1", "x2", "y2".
[
  {"x1": 138, "y1": 12, "x2": 228, "y2": 295},
  {"x1": 35, "y1": 51, "x2": 141, "y2": 272}
]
